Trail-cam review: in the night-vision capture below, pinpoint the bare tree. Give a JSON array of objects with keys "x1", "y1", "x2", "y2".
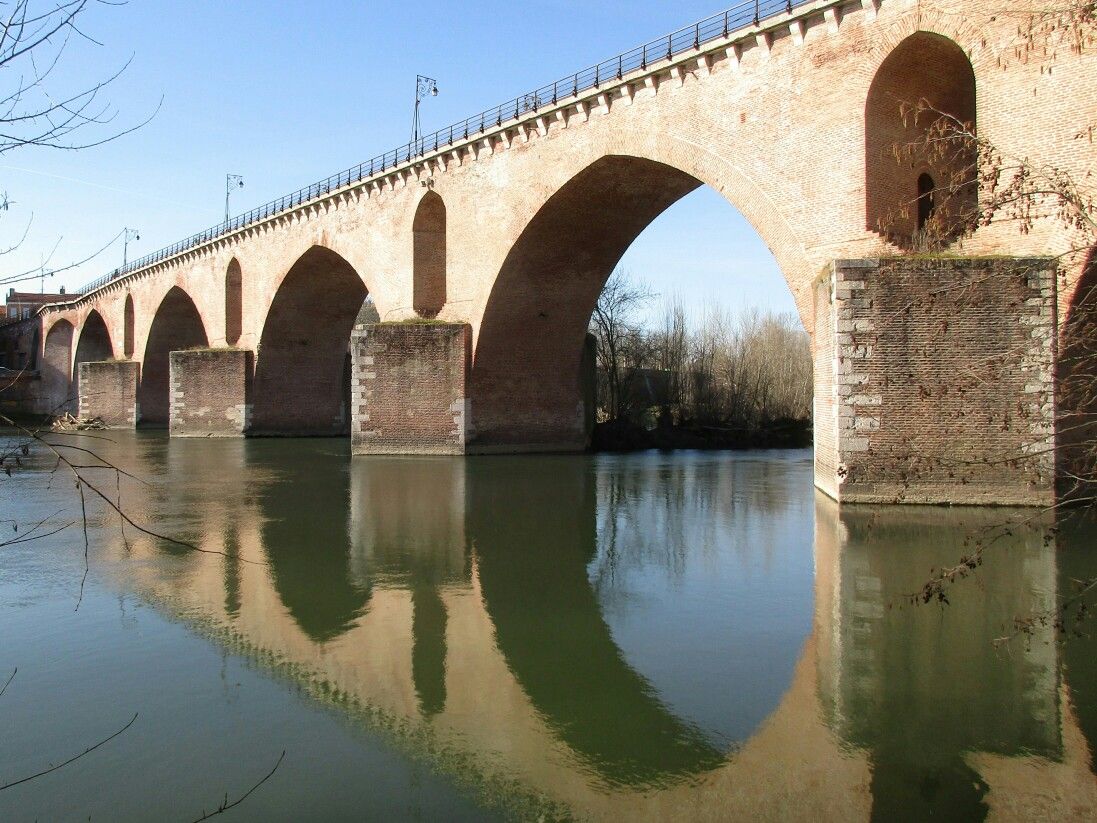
[
  {"x1": 0, "y1": 0, "x2": 159, "y2": 288},
  {"x1": 589, "y1": 270, "x2": 813, "y2": 445},
  {"x1": 0, "y1": 0, "x2": 154, "y2": 155},
  {"x1": 589, "y1": 267, "x2": 654, "y2": 421}
]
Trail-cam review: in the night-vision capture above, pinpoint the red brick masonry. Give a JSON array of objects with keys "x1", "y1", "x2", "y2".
[{"x1": 351, "y1": 323, "x2": 470, "y2": 455}]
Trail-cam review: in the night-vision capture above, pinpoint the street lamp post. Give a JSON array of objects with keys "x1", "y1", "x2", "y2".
[
  {"x1": 412, "y1": 75, "x2": 439, "y2": 148},
  {"x1": 225, "y1": 174, "x2": 244, "y2": 223},
  {"x1": 122, "y1": 227, "x2": 140, "y2": 268}
]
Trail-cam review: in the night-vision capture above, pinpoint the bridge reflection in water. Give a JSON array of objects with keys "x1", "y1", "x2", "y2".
[{"x1": 96, "y1": 437, "x2": 1096, "y2": 820}]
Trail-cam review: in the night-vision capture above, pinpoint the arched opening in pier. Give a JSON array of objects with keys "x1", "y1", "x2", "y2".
[
  {"x1": 470, "y1": 154, "x2": 807, "y2": 451},
  {"x1": 139, "y1": 287, "x2": 208, "y2": 426},
  {"x1": 73, "y1": 310, "x2": 113, "y2": 413},
  {"x1": 251, "y1": 245, "x2": 368, "y2": 435},
  {"x1": 1057, "y1": 249, "x2": 1097, "y2": 501},
  {"x1": 413, "y1": 190, "x2": 446, "y2": 317},
  {"x1": 41, "y1": 319, "x2": 74, "y2": 415},
  {"x1": 123, "y1": 294, "x2": 135, "y2": 358},
  {"x1": 865, "y1": 31, "x2": 977, "y2": 246},
  {"x1": 225, "y1": 259, "x2": 242, "y2": 345}
]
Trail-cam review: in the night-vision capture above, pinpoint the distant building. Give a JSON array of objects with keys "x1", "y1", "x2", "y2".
[{"x1": 5, "y1": 287, "x2": 80, "y2": 322}]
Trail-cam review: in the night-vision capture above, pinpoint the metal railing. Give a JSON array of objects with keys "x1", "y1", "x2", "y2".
[{"x1": 78, "y1": 0, "x2": 809, "y2": 296}]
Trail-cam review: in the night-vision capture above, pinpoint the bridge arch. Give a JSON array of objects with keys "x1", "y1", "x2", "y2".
[
  {"x1": 413, "y1": 190, "x2": 446, "y2": 317},
  {"x1": 470, "y1": 153, "x2": 796, "y2": 450},
  {"x1": 41, "y1": 319, "x2": 75, "y2": 414},
  {"x1": 139, "y1": 286, "x2": 209, "y2": 426},
  {"x1": 251, "y1": 245, "x2": 368, "y2": 435},
  {"x1": 225, "y1": 258, "x2": 242, "y2": 346},
  {"x1": 73, "y1": 310, "x2": 114, "y2": 415},
  {"x1": 865, "y1": 31, "x2": 977, "y2": 245}
]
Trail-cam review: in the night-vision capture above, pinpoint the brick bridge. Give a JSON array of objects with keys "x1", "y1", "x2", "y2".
[{"x1": 2, "y1": 0, "x2": 1094, "y2": 505}]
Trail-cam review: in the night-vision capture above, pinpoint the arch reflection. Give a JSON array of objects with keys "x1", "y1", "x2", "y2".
[
  {"x1": 89, "y1": 439, "x2": 1094, "y2": 820},
  {"x1": 253, "y1": 442, "x2": 369, "y2": 642}
]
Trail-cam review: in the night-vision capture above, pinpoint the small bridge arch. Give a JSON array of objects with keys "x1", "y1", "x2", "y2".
[
  {"x1": 865, "y1": 30, "x2": 978, "y2": 244},
  {"x1": 413, "y1": 190, "x2": 447, "y2": 318}
]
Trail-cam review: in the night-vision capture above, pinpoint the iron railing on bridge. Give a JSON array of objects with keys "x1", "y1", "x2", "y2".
[{"x1": 78, "y1": 0, "x2": 810, "y2": 296}]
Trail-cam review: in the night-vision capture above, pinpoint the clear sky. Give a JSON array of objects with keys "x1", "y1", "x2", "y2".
[{"x1": 0, "y1": 0, "x2": 794, "y2": 320}]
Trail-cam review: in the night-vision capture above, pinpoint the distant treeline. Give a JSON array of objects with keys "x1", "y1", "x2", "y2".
[{"x1": 589, "y1": 269, "x2": 812, "y2": 450}]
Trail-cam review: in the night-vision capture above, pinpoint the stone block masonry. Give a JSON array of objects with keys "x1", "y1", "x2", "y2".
[
  {"x1": 817, "y1": 258, "x2": 1057, "y2": 506},
  {"x1": 351, "y1": 322, "x2": 471, "y2": 455},
  {"x1": 78, "y1": 360, "x2": 139, "y2": 428},
  {"x1": 169, "y1": 348, "x2": 253, "y2": 437}
]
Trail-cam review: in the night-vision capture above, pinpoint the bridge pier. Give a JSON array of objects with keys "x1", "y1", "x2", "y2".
[
  {"x1": 813, "y1": 257, "x2": 1057, "y2": 506},
  {"x1": 168, "y1": 348, "x2": 253, "y2": 437},
  {"x1": 350, "y1": 321, "x2": 471, "y2": 455},
  {"x1": 78, "y1": 360, "x2": 139, "y2": 428}
]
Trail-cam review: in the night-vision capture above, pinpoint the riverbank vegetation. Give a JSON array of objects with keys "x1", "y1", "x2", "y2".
[{"x1": 588, "y1": 268, "x2": 812, "y2": 451}]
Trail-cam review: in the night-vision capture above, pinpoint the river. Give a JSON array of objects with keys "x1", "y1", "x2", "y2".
[{"x1": 2, "y1": 433, "x2": 1095, "y2": 821}]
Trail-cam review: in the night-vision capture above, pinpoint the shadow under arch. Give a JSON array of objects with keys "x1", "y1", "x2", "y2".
[
  {"x1": 41, "y1": 318, "x2": 74, "y2": 414},
  {"x1": 251, "y1": 245, "x2": 368, "y2": 436},
  {"x1": 73, "y1": 309, "x2": 113, "y2": 411},
  {"x1": 467, "y1": 456, "x2": 725, "y2": 788},
  {"x1": 1057, "y1": 247, "x2": 1097, "y2": 502},
  {"x1": 139, "y1": 286, "x2": 208, "y2": 426},
  {"x1": 469, "y1": 153, "x2": 797, "y2": 451}
]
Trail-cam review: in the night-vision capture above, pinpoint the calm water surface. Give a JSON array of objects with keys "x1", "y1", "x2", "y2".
[{"x1": 1, "y1": 433, "x2": 1095, "y2": 821}]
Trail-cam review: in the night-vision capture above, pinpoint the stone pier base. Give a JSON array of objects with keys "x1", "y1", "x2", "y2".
[
  {"x1": 813, "y1": 257, "x2": 1057, "y2": 506},
  {"x1": 351, "y1": 322, "x2": 470, "y2": 455},
  {"x1": 78, "y1": 360, "x2": 139, "y2": 428},
  {"x1": 169, "y1": 348, "x2": 252, "y2": 437}
]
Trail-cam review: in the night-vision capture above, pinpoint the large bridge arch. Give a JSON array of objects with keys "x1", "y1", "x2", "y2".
[
  {"x1": 72, "y1": 310, "x2": 114, "y2": 413},
  {"x1": 139, "y1": 286, "x2": 209, "y2": 426},
  {"x1": 41, "y1": 319, "x2": 75, "y2": 415},
  {"x1": 468, "y1": 153, "x2": 800, "y2": 451},
  {"x1": 251, "y1": 245, "x2": 369, "y2": 435}
]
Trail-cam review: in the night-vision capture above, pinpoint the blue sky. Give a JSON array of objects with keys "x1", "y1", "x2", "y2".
[{"x1": 0, "y1": 0, "x2": 794, "y2": 319}]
